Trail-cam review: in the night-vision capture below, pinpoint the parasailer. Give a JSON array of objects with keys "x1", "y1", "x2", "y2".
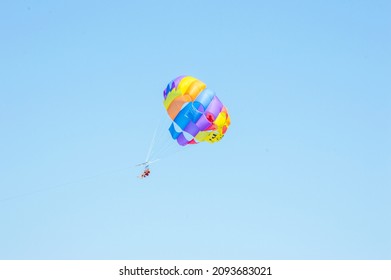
[{"x1": 137, "y1": 75, "x2": 230, "y2": 179}]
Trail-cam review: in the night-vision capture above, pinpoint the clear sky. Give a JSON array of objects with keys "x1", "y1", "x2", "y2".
[{"x1": 0, "y1": 0, "x2": 390, "y2": 260}]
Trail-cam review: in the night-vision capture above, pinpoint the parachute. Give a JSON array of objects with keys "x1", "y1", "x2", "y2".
[{"x1": 163, "y1": 76, "x2": 231, "y2": 146}]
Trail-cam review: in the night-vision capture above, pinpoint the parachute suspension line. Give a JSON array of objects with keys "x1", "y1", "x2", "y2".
[
  {"x1": 145, "y1": 116, "x2": 160, "y2": 162},
  {"x1": 149, "y1": 116, "x2": 183, "y2": 160},
  {"x1": 148, "y1": 132, "x2": 177, "y2": 161},
  {"x1": 144, "y1": 108, "x2": 167, "y2": 163},
  {"x1": 146, "y1": 110, "x2": 184, "y2": 162},
  {"x1": 150, "y1": 128, "x2": 173, "y2": 155},
  {"x1": 155, "y1": 138, "x2": 182, "y2": 158},
  {"x1": 157, "y1": 143, "x2": 187, "y2": 160},
  {"x1": 153, "y1": 134, "x2": 188, "y2": 161}
]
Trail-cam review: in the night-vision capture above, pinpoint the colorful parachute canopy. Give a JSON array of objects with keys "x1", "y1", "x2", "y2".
[{"x1": 163, "y1": 76, "x2": 231, "y2": 146}]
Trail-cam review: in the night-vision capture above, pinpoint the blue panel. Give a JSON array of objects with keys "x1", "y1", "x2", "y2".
[
  {"x1": 174, "y1": 104, "x2": 192, "y2": 129},
  {"x1": 169, "y1": 124, "x2": 181, "y2": 140},
  {"x1": 195, "y1": 89, "x2": 215, "y2": 110},
  {"x1": 188, "y1": 102, "x2": 203, "y2": 122}
]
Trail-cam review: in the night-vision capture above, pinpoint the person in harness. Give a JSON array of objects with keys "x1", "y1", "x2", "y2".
[
  {"x1": 136, "y1": 159, "x2": 159, "y2": 179},
  {"x1": 139, "y1": 165, "x2": 151, "y2": 178}
]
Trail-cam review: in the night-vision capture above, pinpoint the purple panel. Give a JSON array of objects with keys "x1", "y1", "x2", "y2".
[
  {"x1": 163, "y1": 85, "x2": 169, "y2": 99},
  {"x1": 195, "y1": 114, "x2": 212, "y2": 131},
  {"x1": 205, "y1": 96, "x2": 223, "y2": 118},
  {"x1": 177, "y1": 133, "x2": 190, "y2": 146},
  {"x1": 183, "y1": 121, "x2": 200, "y2": 137},
  {"x1": 197, "y1": 103, "x2": 204, "y2": 112},
  {"x1": 163, "y1": 75, "x2": 186, "y2": 99}
]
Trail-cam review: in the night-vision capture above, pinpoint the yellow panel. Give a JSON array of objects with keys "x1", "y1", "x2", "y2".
[
  {"x1": 186, "y1": 80, "x2": 206, "y2": 100},
  {"x1": 195, "y1": 130, "x2": 224, "y2": 143},
  {"x1": 177, "y1": 76, "x2": 197, "y2": 96},
  {"x1": 214, "y1": 111, "x2": 227, "y2": 128},
  {"x1": 195, "y1": 131, "x2": 209, "y2": 142},
  {"x1": 206, "y1": 131, "x2": 224, "y2": 143}
]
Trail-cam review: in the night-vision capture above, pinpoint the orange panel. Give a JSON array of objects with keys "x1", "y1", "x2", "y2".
[{"x1": 166, "y1": 95, "x2": 192, "y2": 120}]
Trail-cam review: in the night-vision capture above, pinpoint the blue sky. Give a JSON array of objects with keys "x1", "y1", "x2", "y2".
[{"x1": 0, "y1": 0, "x2": 390, "y2": 259}]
